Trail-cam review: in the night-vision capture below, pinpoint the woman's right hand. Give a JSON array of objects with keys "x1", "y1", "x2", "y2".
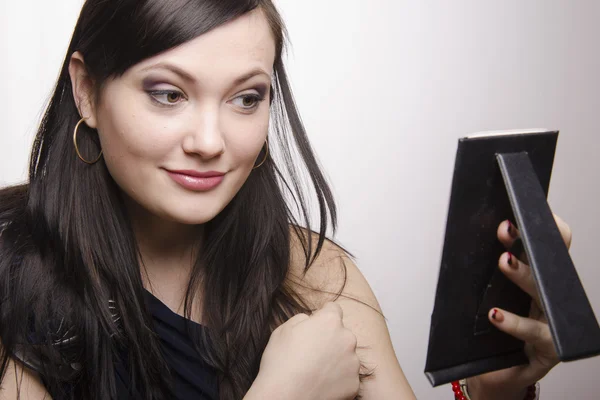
[{"x1": 247, "y1": 302, "x2": 361, "y2": 400}]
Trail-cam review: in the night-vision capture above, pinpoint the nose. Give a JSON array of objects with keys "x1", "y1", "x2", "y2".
[{"x1": 181, "y1": 106, "x2": 225, "y2": 159}]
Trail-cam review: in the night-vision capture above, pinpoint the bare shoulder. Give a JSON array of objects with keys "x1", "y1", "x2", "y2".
[
  {"x1": 287, "y1": 226, "x2": 416, "y2": 399},
  {"x1": 0, "y1": 346, "x2": 52, "y2": 400},
  {"x1": 287, "y1": 226, "x2": 377, "y2": 310}
]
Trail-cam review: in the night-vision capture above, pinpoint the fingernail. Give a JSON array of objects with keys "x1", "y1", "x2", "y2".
[
  {"x1": 507, "y1": 220, "x2": 517, "y2": 238},
  {"x1": 507, "y1": 252, "x2": 517, "y2": 269},
  {"x1": 491, "y1": 308, "x2": 505, "y2": 323}
]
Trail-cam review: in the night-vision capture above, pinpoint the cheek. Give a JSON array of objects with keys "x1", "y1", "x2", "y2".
[
  {"x1": 95, "y1": 105, "x2": 179, "y2": 188},
  {"x1": 100, "y1": 118, "x2": 166, "y2": 158},
  {"x1": 224, "y1": 111, "x2": 270, "y2": 167}
]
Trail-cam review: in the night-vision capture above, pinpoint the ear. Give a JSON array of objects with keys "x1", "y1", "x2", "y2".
[{"x1": 68, "y1": 51, "x2": 98, "y2": 128}]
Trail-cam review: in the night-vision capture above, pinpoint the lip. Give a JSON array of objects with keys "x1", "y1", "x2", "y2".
[
  {"x1": 165, "y1": 169, "x2": 225, "y2": 191},
  {"x1": 168, "y1": 169, "x2": 225, "y2": 178}
]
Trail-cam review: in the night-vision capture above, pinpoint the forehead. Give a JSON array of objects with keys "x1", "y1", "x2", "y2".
[{"x1": 128, "y1": 8, "x2": 276, "y2": 80}]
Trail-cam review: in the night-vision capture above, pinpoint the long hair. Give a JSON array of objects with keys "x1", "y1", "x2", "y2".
[{"x1": 0, "y1": 1, "x2": 360, "y2": 399}]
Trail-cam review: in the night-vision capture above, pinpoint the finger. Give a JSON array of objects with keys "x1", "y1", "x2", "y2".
[
  {"x1": 553, "y1": 213, "x2": 572, "y2": 249},
  {"x1": 498, "y1": 221, "x2": 530, "y2": 265},
  {"x1": 285, "y1": 313, "x2": 310, "y2": 328},
  {"x1": 315, "y1": 301, "x2": 344, "y2": 320},
  {"x1": 497, "y1": 219, "x2": 520, "y2": 249},
  {"x1": 489, "y1": 308, "x2": 554, "y2": 349},
  {"x1": 343, "y1": 329, "x2": 359, "y2": 352},
  {"x1": 497, "y1": 220, "x2": 530, "y2": 264},
  {"x1": 499, "y1": 252, "x2": 541, "y2": 308},
  {"x1": 498, "y1": 214, "x2": 572, "y2": 251}
]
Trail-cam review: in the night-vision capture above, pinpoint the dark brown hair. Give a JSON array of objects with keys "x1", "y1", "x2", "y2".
[{"x1": 0, "y1": 1, "x2": 369, "y2": 399}]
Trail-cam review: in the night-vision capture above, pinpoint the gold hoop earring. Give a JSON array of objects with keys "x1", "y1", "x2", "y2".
[
  {"x1": 253, "y1": 138, "x2": 269, "y2": 170},
  {"x1": 73, "y1": 118, "x2": 103, "y2": 164}
]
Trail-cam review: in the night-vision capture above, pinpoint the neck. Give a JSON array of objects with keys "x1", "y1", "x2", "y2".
[{"x1": 124, "y1": 195, "x2": 204, "y2": 294}]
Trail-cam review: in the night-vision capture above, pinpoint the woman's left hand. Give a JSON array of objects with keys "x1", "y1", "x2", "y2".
[{"x1": 466, "y1": 214, "x2": 573, "y2": 400}]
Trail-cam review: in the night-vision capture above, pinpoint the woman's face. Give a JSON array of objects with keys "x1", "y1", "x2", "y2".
[{"x1": 72, "y1": 9, "x2": 275, "y2": 225}]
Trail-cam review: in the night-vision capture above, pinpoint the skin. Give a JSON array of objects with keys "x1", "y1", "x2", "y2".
[
  {"x1": 0, "y1": 357, "x2": 50, "y2": 400},
  {"x1": 283, "y1": 214, "x2": 571, "y2": 400},
  {"x1": 70, "y1": 8, "x2": 275, "y2": 315},
  {"x1": 466, "y1": 215, "x2": 571, "y2": 400},
  {"x1": 1, "y1": 8, "x2": 572, "y2": 400}
]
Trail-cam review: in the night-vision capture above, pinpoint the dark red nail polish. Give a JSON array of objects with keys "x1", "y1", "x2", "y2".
[
  {"x1": 491, "y1": 308, "x2": 505, "y2": 322},
  {"x1": 507, "y1": 252, "x2": 518, "y2": 269},
  {"x1": 507, "y1": 220, "x2": 519, "y2": 239}
]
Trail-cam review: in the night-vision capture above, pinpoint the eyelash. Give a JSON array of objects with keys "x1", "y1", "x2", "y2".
[
  {"x1": 146, "y1": 90, "x2": 266, "y2": 111},
  {"x1": 147, "y1": 90, "x2": 186, "y2": 107},
  {"x1": 231, "y1": 93, "x2": 265, "y2": 111}
]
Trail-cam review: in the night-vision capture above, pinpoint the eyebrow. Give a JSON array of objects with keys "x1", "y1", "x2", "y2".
[{"x1": 139, "y1": 62, "x2": 271, "y2": 86}]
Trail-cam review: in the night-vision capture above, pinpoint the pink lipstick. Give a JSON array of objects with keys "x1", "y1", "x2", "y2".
[{"x1": 166, "y1": 169, "x2": 225, "y2": 191}]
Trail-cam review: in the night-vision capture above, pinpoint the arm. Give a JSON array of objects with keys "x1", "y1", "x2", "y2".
[
  {"x1": 333, "y1": 254, "x2": 416, "y2": 399},
  {"x1": 243, "y1": 375, "x2": 304, "y2": 400},
  {"x1": 243, "y1": 379, "x2": 284, "y2": 400},
  {"x1": 287, "y1": 234, "x2": 416, "y2": 399}
]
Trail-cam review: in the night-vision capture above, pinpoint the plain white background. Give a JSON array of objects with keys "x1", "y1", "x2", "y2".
[{"x1": 1, "y1": 1, "x2": 599, "y2": 398}]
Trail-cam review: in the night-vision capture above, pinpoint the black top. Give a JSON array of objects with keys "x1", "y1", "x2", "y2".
[
  {"x1": 115, "y1": 290, "x2": 220, "y2": 399},
  {"x1": 38, "y1": 290, "x2": 220, "y2": 400},
  {"x1": 1, "y1": 223, "x2": 219, "y2": 398}
]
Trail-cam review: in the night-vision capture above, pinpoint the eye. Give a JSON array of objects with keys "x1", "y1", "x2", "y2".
[
  {"x1": 231, "y1": 93, "x2": 264, "y2": 111},
  {"x1": 148, "y1": 90, "x2": 186, "y2": 106}
]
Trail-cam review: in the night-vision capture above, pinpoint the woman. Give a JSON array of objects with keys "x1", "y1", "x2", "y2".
[{"x1": 0, "y1": 0, "x2": 571, "y2": 399}]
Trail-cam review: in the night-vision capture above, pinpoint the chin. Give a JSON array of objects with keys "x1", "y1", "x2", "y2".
[{"x1": 163, "y1": 201, "x2": 229, "y2": 226}]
